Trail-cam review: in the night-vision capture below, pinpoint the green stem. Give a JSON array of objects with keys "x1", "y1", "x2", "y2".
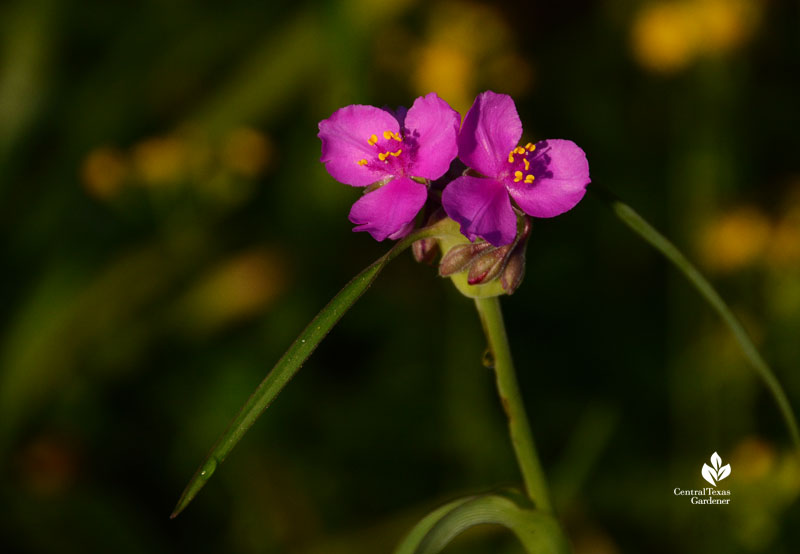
[
  {"x1": 474, "y1": 296, "x2": 553, "y2": 513},
  {"x1": 592, "y1": 186, "x2": 800, "y2": 451}
]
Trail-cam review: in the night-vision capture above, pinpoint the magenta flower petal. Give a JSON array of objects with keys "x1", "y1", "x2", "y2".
[
  {"x1": 318, "y1": 104, "x2": 400, "y2": 187},
  {"x1": 348, "y1": 177, "x2": 427, "y2": 241},
  {"x1": 403, "y1": 92, "x2": 461, "y2": 181},
  {"x1": 442, "y1": 175, "x2": 517, "y2": 246},
  {"x1": 457, "y1": 91, "x2": 522, "y2": 178},
  {"x1": 507, "y1": 139, "x2": 590, "y2": 218}
]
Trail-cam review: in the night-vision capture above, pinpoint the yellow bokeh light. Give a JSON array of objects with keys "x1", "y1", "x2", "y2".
[
  {"x1": 731, "y1": 437, "x2": 775, "y2": 482},
  {"x1": 766, "y1": 183, "x2": 800, "y2": 267},
  {"x1": 697, "y1": 0, "x2": 758, "y2": 55},
  {"x1": 178, "y1": 249, "x2": 287, "y2": 335},
  {"x1": 131, "y1": 136, "x2": 187, "y2": 186},
  {"x1": 80, "y1": 147, "x2": 127, "y2": 199},
  {"x1": 411, "y1": 1, "x2": 531, "y2": 114},
  {"x1": 698, "y1": 206, "x2": 771, "y2": 272},
  {"x1": 221, "y1": 127, "x2": 272, "y2": 179},
  {"x1": 413, "y1": 44, "x2": 474, "y2": 115},
  {"x1": 631, "y1": 2, "x2": 699, "y2": 73},
  {"x1": 631, "y1": 0, "x2": 760, "y2": 74}
]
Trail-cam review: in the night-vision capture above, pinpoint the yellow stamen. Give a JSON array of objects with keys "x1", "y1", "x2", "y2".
[
  {"x1": 383, "y1": 130, "x2": 402, "y2": 141},
  {"x1": 389, "y1": 149, "x2": 402, "y2": 157},
  {"x1": 378, "y1": 152, "x2": 389, "y2": 161},
  {"x1": 524, "y1": 174, "x2": 535, "y2": 183},
  {"x1": 368, "y1": 134, "x2": 378, "y2": 146},
  {"x1": 508, "y1": 152, "x2": 515, "y2": 163},
  {"x1": 514, "y1": 146, "x2": 526, "y2": 155},
  {"x1": 525, "y1": 142, "x2": 536, "y2": 152},
  {"x1": 523, "y1": 158, "x2": 530, "y2": 171},
  {"x1": 357, "y1": 158, "x2": 368, "y2": 166},
  {"x1": 513, "y1": 170, "x2": 523, "y2": 183}
]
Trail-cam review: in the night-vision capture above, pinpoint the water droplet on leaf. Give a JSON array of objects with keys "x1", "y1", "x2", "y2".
[{"x1": 199, "y1": 458, "x2": 217, "y2": 480}]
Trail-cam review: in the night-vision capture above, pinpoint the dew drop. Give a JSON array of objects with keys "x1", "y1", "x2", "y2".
[
  {"x1": 482, "y1": 348, "x2": 495, "y2": 369},
  {"x1": 199, "y1": 458, "x2": 217, "y2": 480}
]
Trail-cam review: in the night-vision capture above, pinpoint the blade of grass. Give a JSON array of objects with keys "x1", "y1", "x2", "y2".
[
  {"x1": 593, "y1": 186, "x2": 800, "y2": 450},
  {"x1": 170, "y1": 226, "x2": 443, "y2": 518},
  {"x1": 393, "y1": 497, "x2": 476, "y2": 554},
  {"x1": 395, "y1": 492, "x2": 569, "y2": 554}
]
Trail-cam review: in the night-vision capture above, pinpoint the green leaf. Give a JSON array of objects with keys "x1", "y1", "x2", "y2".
[
  {"x1": 593, "y1": 187, "x2": 800, "y2": 450},
  {"x1": 170, "y1": 226, "x2": 444, "y2": 518},
  {"x1": 394, "y1": 491, "x2": 569, "y2": 554}
]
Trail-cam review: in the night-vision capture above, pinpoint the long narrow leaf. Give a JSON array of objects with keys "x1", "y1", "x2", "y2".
[
  {"x1": 171, "y1": 227, "x2": 442, "y2": 518},
  {"x1": 593, "y1": 187, "x2": 800, "y2": 449},
  {"x1": 394, "y1": 497, "x2": 475, "y2": 554},
  {"x1": 396, "y1": 492, "x2": 569, "y2": 554}
]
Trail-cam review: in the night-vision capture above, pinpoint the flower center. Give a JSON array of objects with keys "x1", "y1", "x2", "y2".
[
  {"x1": 357, "y1": 130, "x2": 404, "y2": 167},
  {"x1": 506, "y1": 142, "x2": 536, "y2": 183}
]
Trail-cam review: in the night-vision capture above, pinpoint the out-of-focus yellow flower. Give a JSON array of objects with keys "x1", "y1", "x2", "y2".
[
  {"x1": 698, "y1": 206, "x2": 771, "y2": 272},
  {"x1": 631, "y1": 0, "x2": 760, "y2": 74},
  {"x1": 632, "y1": 2, "x2": 698, "y2": 73},
  {"x1": 768, "y1": 216, "x2": 800, "y2": 267},
  {"x1": 731, "y1": 437, "x2": 775, "y2": 482},
  {"x1": 697, "y1": 0, "x2": 759, "y2": 55},
  {"x1": 176, "y1": 249, "x2": 286, "y2": 335},
  {"x1": 413, "y1": 44, "x2": 474, "y2": 115},
  {"x1": 412, "y1": 1, "x2": 532, "y2": 114},
  {"x1": 728, "y1": 437, "x2": 800, "y2": 550},
  {"x1": 431, "y1": 1, "x2": 506, "y2": 59},
  {"x1": 766, "y1": 183, "x2": 800, "y2": 267},
  {"x1": 80, "y1": 147, "x2": 127, "y2": 199},
  {"x1": 132, "y1": 135, "x2": 187, "y2": 186},
  {"x1": 221, "y1": 127, "x2": 272, "y2": 179}
]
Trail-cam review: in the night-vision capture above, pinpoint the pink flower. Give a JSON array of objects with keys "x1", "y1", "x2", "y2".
[
  {"x1": 442, "y1": 91, "x2": 590, "y2": 246},
  {"x1": 318, "y1": 93, "x2": 460, "y2": 241}
]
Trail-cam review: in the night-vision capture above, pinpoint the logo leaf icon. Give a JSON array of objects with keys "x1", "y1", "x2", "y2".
[
  {"x1": 702, "y1": 463, "x2": 718, "y2": 486},
  {"x1": 701, "y1": 453, "x2": 731, "y2": 486}
]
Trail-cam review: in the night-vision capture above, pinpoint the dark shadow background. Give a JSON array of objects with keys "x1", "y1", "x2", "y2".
[{"x1": 1, "y1": 0, "x2": 799, "y2": 552}]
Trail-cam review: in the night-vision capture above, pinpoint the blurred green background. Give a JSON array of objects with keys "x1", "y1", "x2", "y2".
[{"x1": 1, "y1": 0, "x2": 799, "y2": 552}]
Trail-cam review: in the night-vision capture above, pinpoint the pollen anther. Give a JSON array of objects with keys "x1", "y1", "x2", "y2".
[
  {"x1": 508, "y1": 152, "x2": 515, "y2": 163},
  {"x1": 524, "y1": 174, "x2": 535, "y2": 183},
  {"x1": 514, "y1": 146, "x2": 526, "y2": 155},
  {"x1": 357, "y1": 158, "x2": 368, "y2": 166},
  {"x1": 525, "y1": 143, "x2": 536, "y2": 152},
  {"x1": 383, "y1": 130, "x2": 402, "y2": 141},
  {"x1": 389, "y1": 149, "x2": 402, "y2": 157},
  {"x1": 513, "y1": 171, "x2": 523, "y2": 183},
  {"x1": 368, "y1": 134, "x2": 378, "y2": 146},
  {"x1": 523, "y1": 159, "x2": 530, "y2": 171}
]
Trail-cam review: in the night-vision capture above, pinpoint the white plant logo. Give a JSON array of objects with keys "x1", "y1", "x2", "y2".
[{"x1": 701, "y1": 452, "x2": 731, "y2": 486}]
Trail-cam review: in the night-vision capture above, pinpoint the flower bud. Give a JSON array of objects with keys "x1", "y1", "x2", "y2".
[
  {"x1": 467, "y1": 243, "x2": 513, "y2": 285},
  {"x1": 412, "y1": 208, "x2": 448, "y2": 265},
  {"x1": 412, "y1": 237, "x2": 440, "y2": 265},
  {"x1": 467, "y1": 244, "x2": 512, "y2": 285},
  {"x1": 500, "y1": 247, "x2": 525, "y2": 294},
  {"x1": 435, "y1": 215, "x2": 532, "y2": 298},
  {"x1": 500, "y1": 217, "x2": 531, "y2": 295},
  {"x1": 438, "y1": 242, "x2": 493, "y2": 276}
]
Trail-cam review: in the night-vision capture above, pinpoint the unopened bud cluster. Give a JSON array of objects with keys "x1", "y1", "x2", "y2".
[{"x1": 414, "y1": 216, "x2": 531, "y2": 297}]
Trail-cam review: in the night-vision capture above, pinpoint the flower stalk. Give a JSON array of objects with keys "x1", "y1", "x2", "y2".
[{"x1": 474, "y1": 296, "x2": 553, "y2": 513}]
